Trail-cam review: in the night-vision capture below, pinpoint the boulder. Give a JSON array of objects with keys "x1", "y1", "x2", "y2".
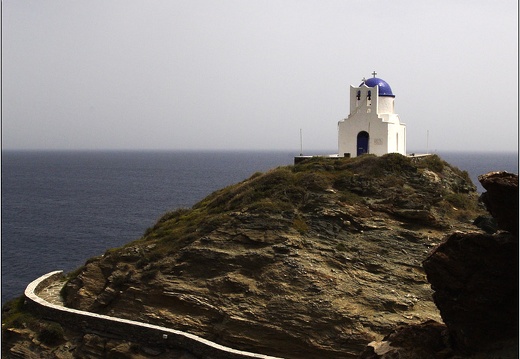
[
  {"x1": 478, "y1": 171, "x2": 518, "y2": 235},
  {"x1": 423, "y1": 231, "x2": 518, "y2": 352}
]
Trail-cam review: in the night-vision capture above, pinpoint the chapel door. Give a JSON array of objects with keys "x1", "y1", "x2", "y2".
[{"x1": 357, "y1": 131, "x2": 369, "y2": 156}]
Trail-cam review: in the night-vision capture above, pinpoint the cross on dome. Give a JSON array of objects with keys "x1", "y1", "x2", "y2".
[{"x1": 372, "y1": 71, "x2": 377, "y2": 78}]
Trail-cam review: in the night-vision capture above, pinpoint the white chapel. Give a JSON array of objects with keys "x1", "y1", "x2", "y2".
[{"x1": 338, "y1": 72, "x2": 406, "y2": 157}]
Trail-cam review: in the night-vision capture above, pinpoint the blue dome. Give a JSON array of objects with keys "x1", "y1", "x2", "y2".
[{"x1": 360, "y1": 77, "x2": 395, "y2": 97}]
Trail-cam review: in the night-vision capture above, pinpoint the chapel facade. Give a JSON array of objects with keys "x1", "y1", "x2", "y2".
[{"x1": 338, "y1": 72, "x2": 406, "y2": 157}]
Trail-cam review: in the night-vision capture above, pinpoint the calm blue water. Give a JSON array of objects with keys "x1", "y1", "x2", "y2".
[{"x1": 1, "y1": 150, "x2": 517, "y2": 304}]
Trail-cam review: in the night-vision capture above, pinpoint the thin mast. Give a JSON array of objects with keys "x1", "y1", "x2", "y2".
[
  {"x1": 426, "y1": 130, "x2": 429, "y2": 154},
  {"x1": 299, "y1": 128, "x2": 303, "y2": 156}
]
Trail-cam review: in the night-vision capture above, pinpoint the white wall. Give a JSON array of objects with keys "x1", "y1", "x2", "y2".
[{"x1": 378, "y1": 96, "x2": 394, "y2": 114}]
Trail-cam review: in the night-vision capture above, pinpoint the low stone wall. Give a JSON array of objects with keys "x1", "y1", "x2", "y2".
[{"x1": 25, "y1": 271, "x2": 282, "y2": 359}]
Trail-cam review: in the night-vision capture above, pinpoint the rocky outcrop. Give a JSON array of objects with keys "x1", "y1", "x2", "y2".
[
  {"x1": 424, "y1": 231, "x2": 518, "y2": 351},
  {"x1": 360, "y1": 171, "x2": 519, "y2": 358},
  {"x1": 2, "y1": 154, "x2": 488, "y2": 358},
  {"x1": 478, "y1": 171, "x2": 518, "y2": 234}
]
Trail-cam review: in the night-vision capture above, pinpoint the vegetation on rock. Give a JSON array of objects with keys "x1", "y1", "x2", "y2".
[{"x1": 2, "y1": 296, "x2": 65, "y2": 350}]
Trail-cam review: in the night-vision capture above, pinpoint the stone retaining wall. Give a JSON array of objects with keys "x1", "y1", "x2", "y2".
[{"x1": 24, "y1": 271, "x2": 282, "y2": 359}]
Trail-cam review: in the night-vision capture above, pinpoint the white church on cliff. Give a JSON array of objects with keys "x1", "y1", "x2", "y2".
[{"x1": 337, "y1": 72, "x2": 406, "y2": 157}]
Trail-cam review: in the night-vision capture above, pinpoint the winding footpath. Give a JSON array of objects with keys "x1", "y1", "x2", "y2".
[{"x1": 25, "y1": 271, "x2": 282, "y2": 359}]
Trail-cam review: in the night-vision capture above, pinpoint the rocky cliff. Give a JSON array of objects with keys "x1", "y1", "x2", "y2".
[
  {"x1": 2, "y1": 154, "x2": 490, "y2": 358},
  {"x1": 360, "y1": 171, "x2": 519, "y2": 359}
]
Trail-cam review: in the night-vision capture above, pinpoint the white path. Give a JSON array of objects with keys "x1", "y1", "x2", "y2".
[{"x1": 25, "y1": 271, "x2": 283, "y2": 359}]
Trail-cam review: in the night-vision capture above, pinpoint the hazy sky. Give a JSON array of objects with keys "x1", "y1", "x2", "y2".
[{"x1": 2, "y1": 0, "x2": 518, "y2": 152}]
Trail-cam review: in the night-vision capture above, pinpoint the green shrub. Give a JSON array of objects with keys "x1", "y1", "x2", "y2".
[
  {"x1": 293, "y1": 218, "x2": 309, "y2": 234},
  {"x1": 2, "y1": 296, "x2": 25, "y2": 314},
  {"x1": 379, "y1": 153, "x2": 415, "y2": 174},
  {"x1": 454, "y1": 209, "x2": 476, "y2": 222},
  {"x1": 19, "y1": 312, "x2": 37, "y2": 326},
  {"x1": 295, "y1": 172, "x2": 331, "y2": 191},
  {"x1": 249, "y1": 199, "x2": 292, "y2": 213},
  {"x1": 143, "y1": 210, "x2": 180, "y2": 237},
  {"x1": 141, "y1": 269, "x2": 158, "y2": 281},
  {"x1": 293, "y1": 158, "x2": 335, "y2": 173},
  {"x1": 332, "y1": 172, "x2": 355, "y2": 191},
  {"x1": 418, "y1": 154, "x2": 444, "y2": 173},
  {"x1": 249, "y1": 171, "x2": 263, "y2": 179},
  {"x1": 450, "y1": 167, "x2": 473, "y2": 185},
  {"x1": 460, "y1": 170, "x2": 471, "y2": 183},
  {"x1": 445, "y1": 193, "x2": 474, "y2": 210},
  {"x1": 197, "y1": 169, "x2": 294, "y2": 214},
  {"x1": 2, "y1": 296, "x2": 37, "y2": 329},
  {"x1": 344, "y1": 154, "x2": 378, "y2": 173},
  {"x1": 38, "y1": 322, "x2": 64, "y2": 345},
  {"x1": 381, "y1": 174, "x2": 405, "y2": 187},
  {"x1": 338, "y1": 191, "x2": 362, "y2": 204},
  {"x1": 199, "y1": 213, "x2": 230, "y2": 232},
  {"x1": 110, "y1": 272, "x2": 127, "y2": 287},
  {"x1": 148, "y1": 251, "x2": 162, "y2": 262},
  {"x1": 336, "y1": 242, "x2": 347, "y2": 252},
  {"x1": 3, "y1": 311, "x2": 37, "y2": 329},
  {"x1": 438, "y1": 191, "x2": 481, "y2": 222},
  {"x1": 157, "y1": 208, "x2": 190, "y2": 224},
  {"x1": 332, "y1": 157, "x2": 356, "y2": 171},
  {"x1": 136, "y1": 257, "x2": 150, "y2": 269}
]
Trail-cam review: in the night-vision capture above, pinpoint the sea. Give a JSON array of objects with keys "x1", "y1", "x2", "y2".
[{"x1": 1, "y1": 150, "x2": 518, "y2": 305}]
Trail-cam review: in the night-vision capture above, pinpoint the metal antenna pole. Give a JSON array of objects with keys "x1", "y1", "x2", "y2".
[
  {"x1": 427, "y1": 130, "x2": 429, "y2": 154},
  {"x1": 300, "y1": 129, "x2": 303, "y2": 156}
]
